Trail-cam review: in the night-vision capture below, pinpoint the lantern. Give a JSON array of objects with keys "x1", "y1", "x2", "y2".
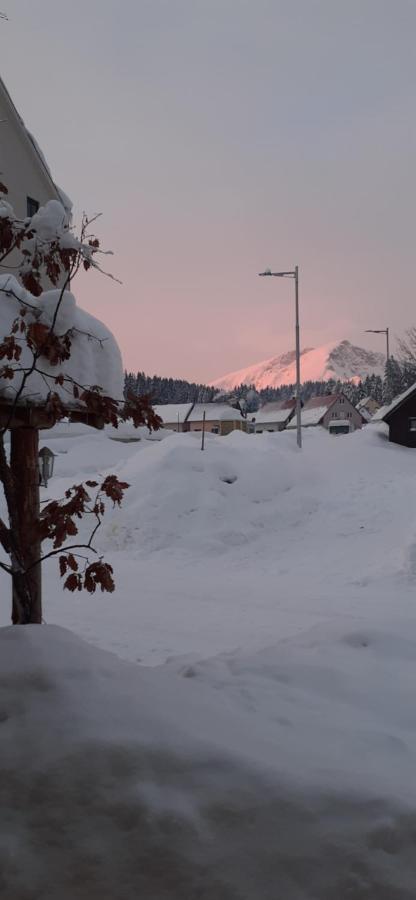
[{"x1": 38, "y1": 446, "x2": 56, "y2": 487}]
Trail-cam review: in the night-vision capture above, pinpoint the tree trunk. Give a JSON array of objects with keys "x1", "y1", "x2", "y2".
[{"x1": 10, "y1": 427, "x2": 42, "y2": 624}]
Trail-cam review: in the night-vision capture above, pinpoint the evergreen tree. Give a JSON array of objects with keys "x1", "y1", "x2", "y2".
[{"x1": 382, "y1": 356, "x2": 404, "y2": 405}]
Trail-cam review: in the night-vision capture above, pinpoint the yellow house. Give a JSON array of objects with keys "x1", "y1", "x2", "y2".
[{"x1": 185, "y1": 403, "x2": 246, "y2": 435}]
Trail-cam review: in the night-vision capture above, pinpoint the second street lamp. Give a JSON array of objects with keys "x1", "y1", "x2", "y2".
[
  {"x1": 365, "y1": 327, "x2": 390, "y2": 361},
  {"x1": 259, "y1": 266, "x2": 302, "y2": 449}
]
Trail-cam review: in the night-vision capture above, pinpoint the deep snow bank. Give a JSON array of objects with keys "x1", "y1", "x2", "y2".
[{"x1": 1, "y1": 624, "x2": 416, "y2": 900}]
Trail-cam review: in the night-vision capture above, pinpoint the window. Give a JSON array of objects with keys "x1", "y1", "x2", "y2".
[
  {"x1": 27, "y1": 196, "x2": 39, "y2": 217},
  {"x1": 409, "y1": 418, "x2": 416, "y2": 432},
  {"x1": 211, "y1": 427, "x2": 219, "y2": 434},
  {"x1": 331, "y1": 411, "x2": 338, "y2": 418},
  {"x1": 346, "y1": 412, "x2": 352, "y2": 418},
  {"x1": 330, "y1": 424, "x2": 350, "y2": 435},
  {"x1": 339, "y1": 397, "x2": 345, "y2": 404}
]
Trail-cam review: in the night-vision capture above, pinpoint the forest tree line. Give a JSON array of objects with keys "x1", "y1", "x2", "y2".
[{"x1": 125, "y1": 330, "x2": 416, "y2": 412}]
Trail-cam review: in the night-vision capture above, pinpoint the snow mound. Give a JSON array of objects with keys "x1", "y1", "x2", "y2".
[
  {"x1": 2, "y1": 623, "x2": 416, "y2": 900},
  {"x1": 98, "y1": 429, "x2": 318, "y2": 557}
]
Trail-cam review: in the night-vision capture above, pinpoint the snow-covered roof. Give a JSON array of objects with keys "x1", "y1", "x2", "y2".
[
  {"x1": 254, "y1": 406, "x2": 294, "y2": 424},
  {"x1": 328, "y1": 419, "x2": 350, "y2": 428},
  {"x1": 298, "y1": 406, "x2": 328, "y2": 426},
  {"x1": 371, "y1": 404, "x2": 391, "y2": 422},
  {"x1": 356, "y1": 396, "x2": 372, "y2": 410},
  {"x1": 0, "y1": 275, "x2": 123, "y2": 409},
  {"x1": 0, "y1": 76, "x2": 70, "y2": 211},
  {"x1": 153, "y1": 403, "x2": 194, "y2": 424},
  {"x1": 379, "y1": 382, "x2": 416, "y2": 422},
  {"x1": 360, "y1": 407, "x2": 373, "y2": 423},
  {"x1": 187, "y1": 403, "x2": 244, "y2": 423}
]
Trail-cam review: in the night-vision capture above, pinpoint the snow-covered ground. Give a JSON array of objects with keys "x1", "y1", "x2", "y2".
[{"x1": 2, "y1": 425, "x2": 416, "y2": 898}]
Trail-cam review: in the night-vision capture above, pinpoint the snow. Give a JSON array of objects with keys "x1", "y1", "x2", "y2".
[
  {"x1": 377, "y1": 380, "x2": 416, "y2": 421},
  {"x1": 212, "y1": 339, "x2": 386, "y2": 390},
  {"x1": 153, "y1": 402, "x2": 194, "y2": 424},
  {"x1": 288, "y1": 404, "x2": 328, "y2": 426},
  {"x1": 5, "y1": 620, "x2": 416, "y2": 899},
  {"x1": 187, "y1": 402, "x2": 243, "y2": 422},
  {"x1": 2, "y1": 425, "x2": 416, "y2": 895},
  {"x1": 26, "y1": 129, "x2": 53, "y2": 177},
  {"x1": 0, "y1": 275, "x2": 123, "y2": 405},
  {"x1": 357, "y1": 395, "x2": 372, "y2": 409},
  {"x1": 372, "y1": 403, "x2": 392, "y2": 422},
  {"x1": 29, "y1": 198, "x2": 69, "y2": 239},
  {"x1": 55, "y1": 184, "x2": 73, "y2": 214},
  {"x1": 328, "y1": 418, "x2": 350, "y2": 427},
  {"x1": 254, "y1": 405, "x2": 293, "y2": 424}
]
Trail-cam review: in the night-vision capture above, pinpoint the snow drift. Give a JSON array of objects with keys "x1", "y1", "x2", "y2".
[{"x1": 2, "y1": 622, "x2": 416, "y2": 900}]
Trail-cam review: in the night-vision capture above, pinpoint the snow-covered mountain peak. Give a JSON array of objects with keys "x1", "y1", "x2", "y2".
[{"x1": 211, "y1": 340, "x2": 385, "y2": 390}]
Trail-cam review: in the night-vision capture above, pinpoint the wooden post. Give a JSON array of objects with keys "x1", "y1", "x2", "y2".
[
  {"x1": 201, "y1": 410, "x2": 206, "y2": 451},
  {"x1": 10, "y1": 427, "x2": 42, "y2": 624}
]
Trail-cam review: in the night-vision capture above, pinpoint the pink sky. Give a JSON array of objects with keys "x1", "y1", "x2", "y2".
[{"x1": 2, "y1": 0, "x2": 415, "y2": 383}]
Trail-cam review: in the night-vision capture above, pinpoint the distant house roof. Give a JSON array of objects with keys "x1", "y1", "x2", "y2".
[
  {"x1": 254, "y1": 399, "x2": 296, "y2": 425},
  {"x1": 380, "y1": 382, "x2": 416, "y2": 423},
  {"x1": 360, "y1": 407, "x2": 373, "y2": 423},
  {"x1": 287, "y1": 393, "x2": 362, "y2": 428},
  {"x1": 153, "y1": 403, "x2": 194, "y2": 425},
  {"x1": 287, "y1": 394, "x2": 337, "y2": 427},
  {"x1": 302, "y1": 395, "x2": 336, "y2": 410},
  {"x1": 187, "y1": 403, "x2": 244, "y2": 423},
  {"x1": 356, "y1": 396, "x2": 371, "y2": 410},
  {"x1": 371, "y1": 404, "x2": 391, "y2": 422},
  {"x1": 290, "y1": 405, "x2": 329, "y2": 426}
]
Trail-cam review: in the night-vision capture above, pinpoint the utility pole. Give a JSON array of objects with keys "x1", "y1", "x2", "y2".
[{"x1": 294, "y1": 266, "x2": 301, "y2": 448}]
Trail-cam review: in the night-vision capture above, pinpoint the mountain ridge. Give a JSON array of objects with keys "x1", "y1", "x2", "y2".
[{"x1": 212, "y1": 340, "x2": 385, "y2": 391}]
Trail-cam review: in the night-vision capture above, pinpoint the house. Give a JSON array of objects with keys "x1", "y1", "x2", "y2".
[
  {"x1": 288, "y1": 393, "x2": 363, "y2": 434},
  {"x1": 359, "y1": 406, "x2": 373, "y2": 424},
  {"x1": 248, "y1": 399, "x2": 296, "y2": 433},
  {"x1": 356, "y1": 396, "x2": 380, "y2": 420},
  {"x1": 186, "y1": 403, "x2": 246, "y2": 435},
  {"x1": 380, "y1": 382, "x2": 416, "y2": 447},
  {"x1": 153, "y1": 403, "x2": 194, "y2": 432},
  {"x1": 0, "y1": 76, "x2": 71, "y2": 220},
  {"x1": 151, "y1": 402, "x2": 246, "y2": 435}
]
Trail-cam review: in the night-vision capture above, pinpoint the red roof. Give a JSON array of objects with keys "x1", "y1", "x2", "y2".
[
  {"x1": 259, "y1": 399, "x2": 296, "y2": 413},
  {"x1": 302, "y1": 394, "x2": 338, "y2": 410}
]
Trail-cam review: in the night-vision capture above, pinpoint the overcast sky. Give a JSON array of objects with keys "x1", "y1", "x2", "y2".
[{"x1": 1, "y1": 0, "x2": 415, "y2": 382}]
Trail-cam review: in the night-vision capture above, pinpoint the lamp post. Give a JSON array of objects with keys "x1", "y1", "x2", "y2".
[
  {"x1": 365, "y1": 328, "x2": 390, "y2": 361},
  {"x1": 259, "y1": 266, "x2": 302, "y2": 448}
]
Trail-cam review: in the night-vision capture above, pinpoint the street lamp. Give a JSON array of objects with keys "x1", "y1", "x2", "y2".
[
  {"x1": 365, "y1": 328, "x2": 390, "y2": 361},
  {"x1": 259, "y1": 266, "x2": 302, "y2": 448}
]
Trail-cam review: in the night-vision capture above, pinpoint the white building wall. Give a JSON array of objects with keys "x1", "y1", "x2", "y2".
[
  {"x1": 323, "y1": 398, "x2": 362, "y2": 431},
  {"x1": 0, "y1": 82, "x2": 59, "y2": 217}
]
